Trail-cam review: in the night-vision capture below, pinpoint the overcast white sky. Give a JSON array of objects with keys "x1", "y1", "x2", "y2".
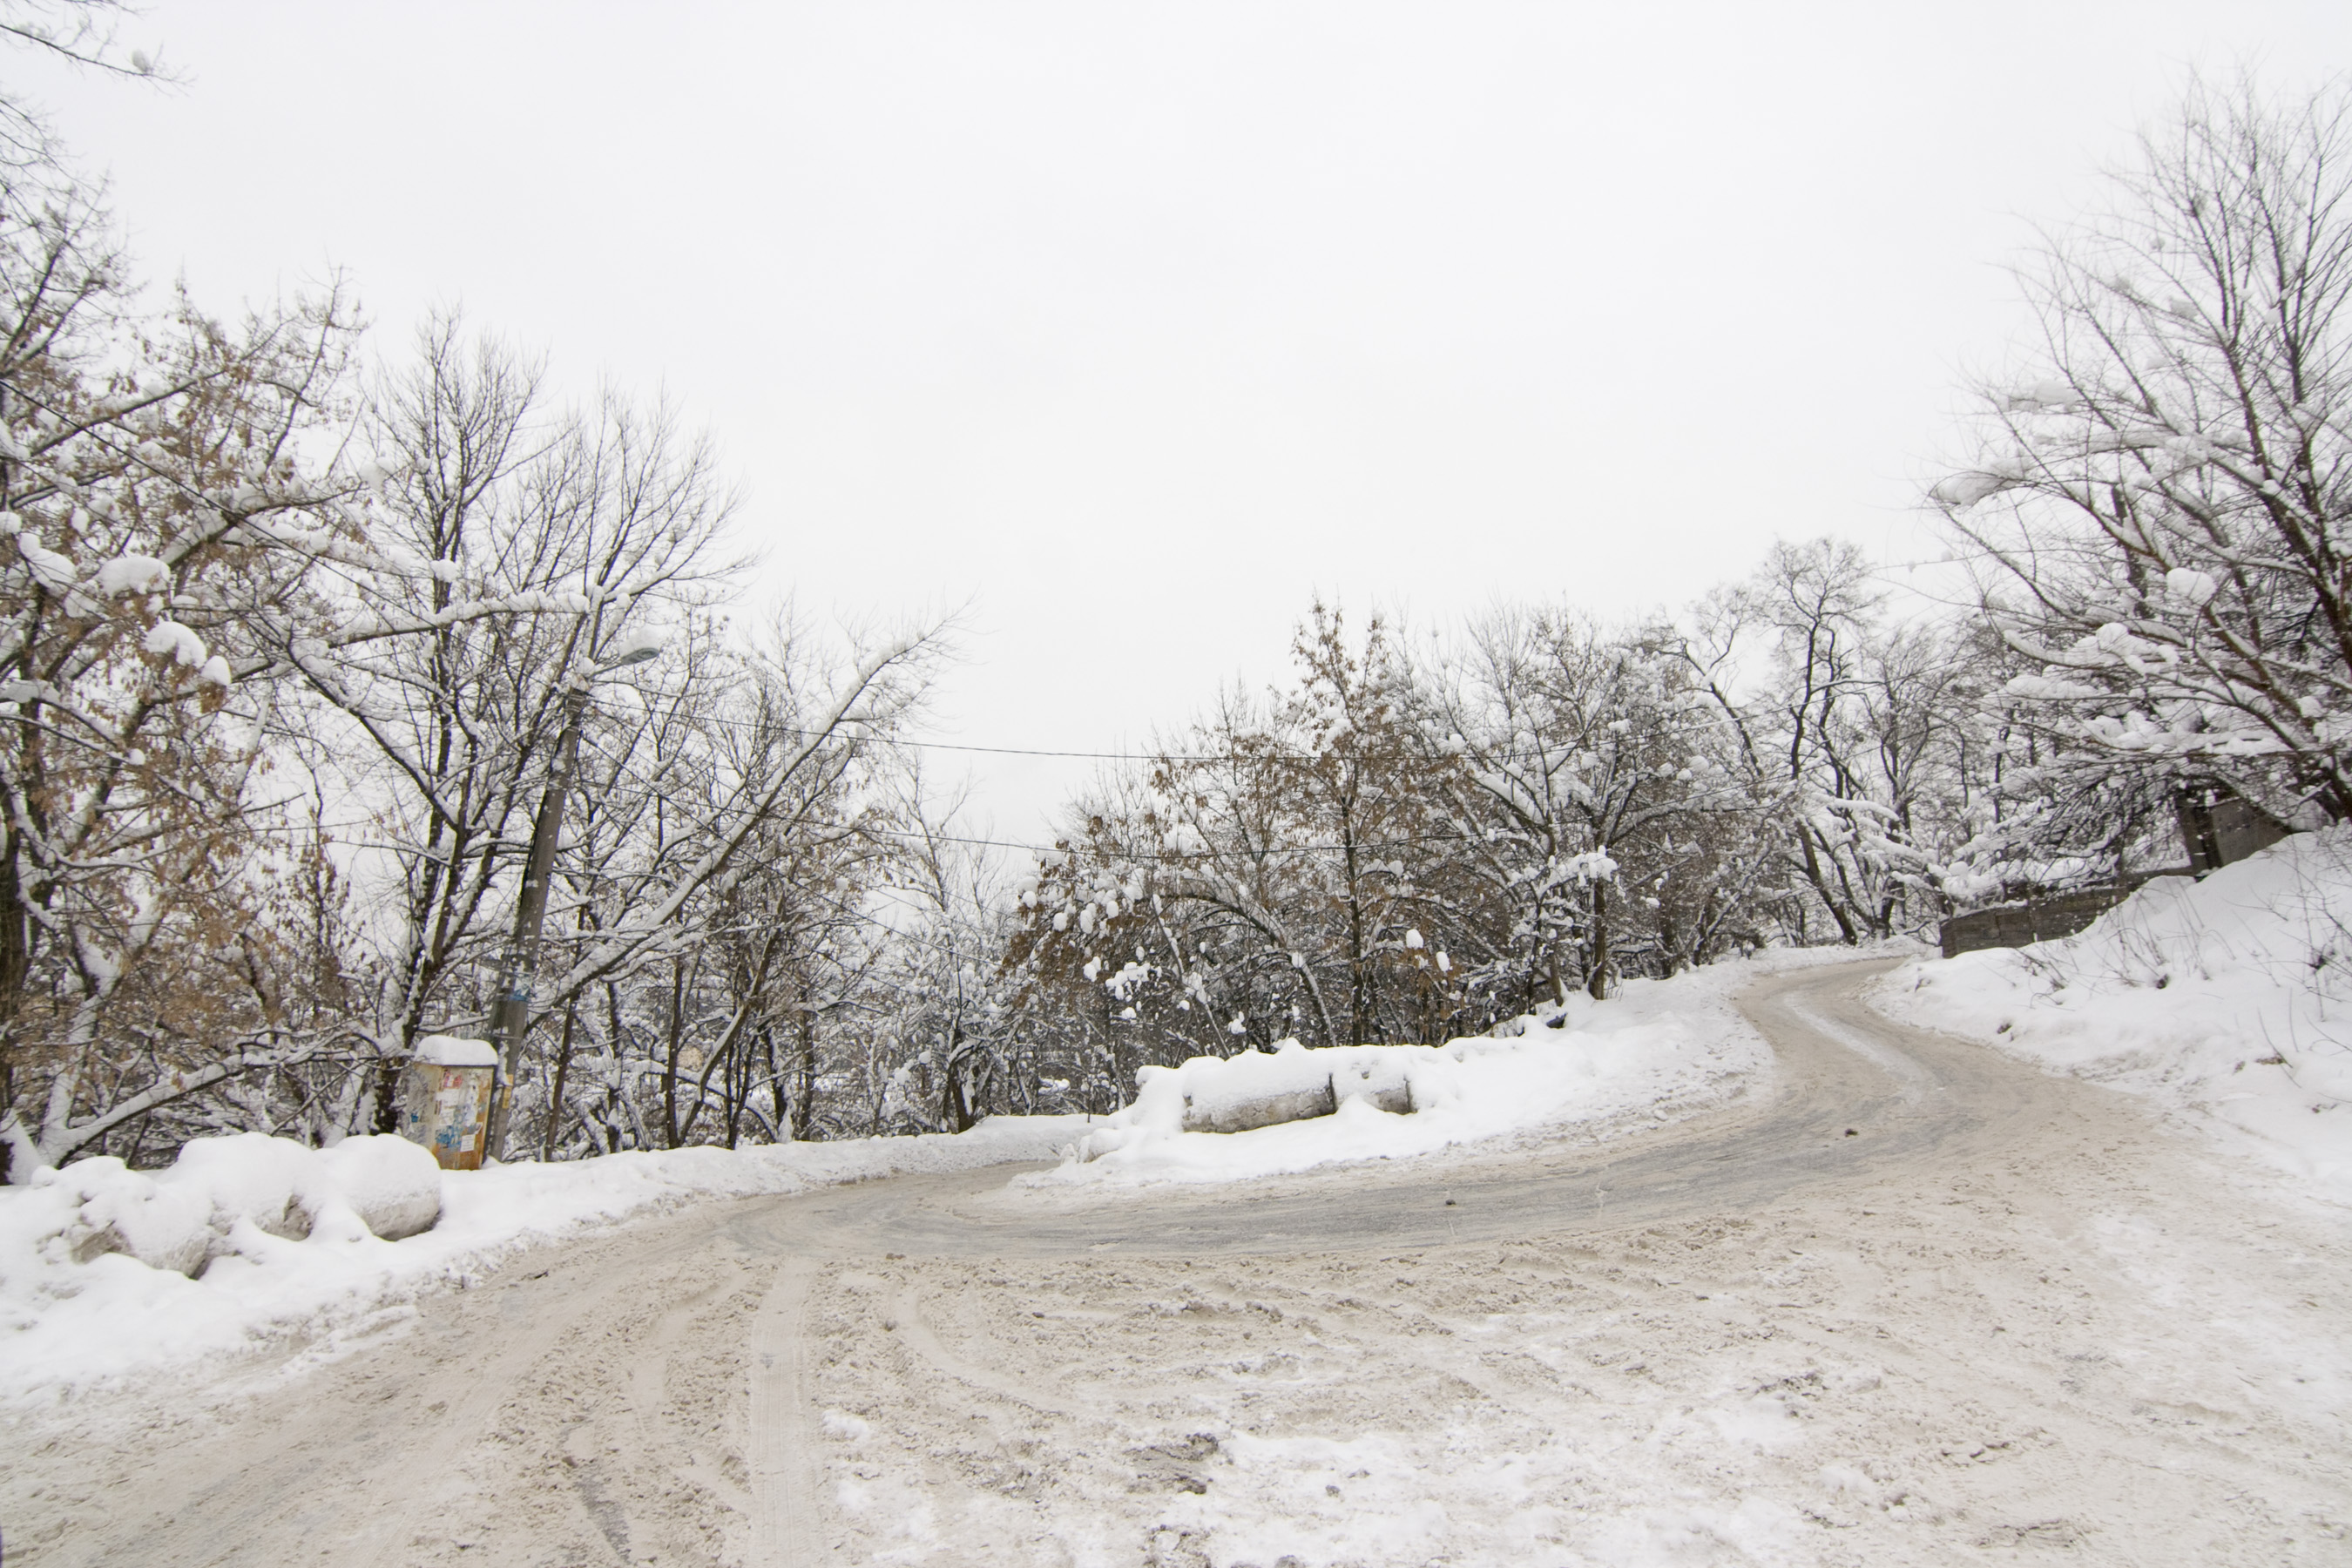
[{"x1": 18, "y1": 3, "x2": 2352, "y2": 838}]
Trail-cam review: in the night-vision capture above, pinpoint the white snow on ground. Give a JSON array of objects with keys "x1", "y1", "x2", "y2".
[
  {"x1": 1870, "y1": 828, "x2": 2352, "y2": 1200},
  {"x1": 0, "y1": 949, "x2": 1829, "y2": 1410},
  {"x1": 1026, "y1": 956, "x2": 1799, "y2": 1188},
  {"x1": 12, "y1": 951, "x2": 2350, "y2": 1565},
  {"x1": 0, "y1": 1115, "x2": 1090, "y2": 1407}
]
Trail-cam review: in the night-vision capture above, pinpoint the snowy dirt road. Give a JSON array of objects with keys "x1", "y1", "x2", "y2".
[{"x1": 10, "y1": 960, "x2": 2349, "y2": 1566}]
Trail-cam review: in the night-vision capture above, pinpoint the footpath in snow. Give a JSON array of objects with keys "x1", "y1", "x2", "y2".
[{"x1": 1870, "y1": 828, "x2": 2352, "y2": 1202}]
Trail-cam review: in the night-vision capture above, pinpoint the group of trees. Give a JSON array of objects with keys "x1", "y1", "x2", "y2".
[
  {"x1": 0, "y1": 218, "x2": 954, "y2": 1176},
  {"x1": 1936, "y1": 78, "x2": 2352, "y2": 849},
  {"x1": 5, "y1": 29, "x2": 2347, "y2": 1169},
  {"x1": 0, "y1": 10, "x2": 963, "y2": 1178},
  {"x1": 986, "y1": 554, "x2": 1996, "y2": 1103},
  {"x1": 943, "y1": 73, "x2": 2352, "y2": 1117}
]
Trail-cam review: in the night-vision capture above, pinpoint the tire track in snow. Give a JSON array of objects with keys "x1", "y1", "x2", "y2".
[
  {"x1": 889, "y1": 1286, "x2": 1095, "y2": 1421},
  {"x1": 750, "y1": 1255, "x2": 819, "y2": 1568},
  {"x1": 24, "y1": 960, "x2": 2345, "y2": 1565}
]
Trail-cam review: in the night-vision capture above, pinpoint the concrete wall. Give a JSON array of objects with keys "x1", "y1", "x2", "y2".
[
  {"x1": 1936, "y1": 879, "x2": 2189, "y2": 960},
  {"x1": 2176, "y1": 792, "x2": 2288, "y2": 874},
  {"x1": 1940, "y1": 791, "x2": 2293, "y2": 961}
]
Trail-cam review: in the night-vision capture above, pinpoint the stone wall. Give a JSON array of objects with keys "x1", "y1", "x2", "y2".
[{"x1": 1936, "y1": 878, "x2": 2190, "y2": 960}]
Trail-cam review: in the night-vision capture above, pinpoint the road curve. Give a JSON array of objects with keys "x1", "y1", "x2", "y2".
[
  {"x1": 17, "y1": 958, "x2": 2342, "y2": 1568},
  {"x1": 717, "y1": 956, "x2": 1998, "y2": 1263}
]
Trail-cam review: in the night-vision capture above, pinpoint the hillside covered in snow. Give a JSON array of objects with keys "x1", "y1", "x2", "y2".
[{"x1": 1870, "y1": 831, "x2": 2352, "y2": 1202}]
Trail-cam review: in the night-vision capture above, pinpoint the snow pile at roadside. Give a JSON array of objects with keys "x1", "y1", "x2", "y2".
[
  {"x1": 1870, "y1": 830, "x2": 2352, "y2": 1200},
  {"x1": 14, "y1": 1132, "x2": 443, "y2": 1280},
  {"x1": 0, "y1": 1114, "x2": 1088, "y2": 1404},
  {"x1": 1030, "y1": 959, "x2": 1781, "y2": 1187}
]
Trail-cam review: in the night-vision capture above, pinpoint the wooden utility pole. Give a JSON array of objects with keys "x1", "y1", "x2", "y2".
[
  {"x1": 482, "y1": 641, "x2": 660, "y2": 1159},
  {"x1": 482, "y1": 679, "x2": 591, "y2": 1159}
]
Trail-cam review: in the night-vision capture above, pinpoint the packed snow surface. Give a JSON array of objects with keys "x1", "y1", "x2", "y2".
[
  {"x1": 1871, "y1": 828, "x2": 2352, "y2": 1200},
  {"x1": 1, "y1": 957, "x2": 1804, "y2": 1404},
  {"x1": 12, "y1": 956, "x2": 2350, "y2": 1565},
  {"x1": 1033, "y1": 958, "x2": 1781, "y2": 1187},
  {"x1": 0, "y1": 1116, "x2": 1089, "y2": 1405}
]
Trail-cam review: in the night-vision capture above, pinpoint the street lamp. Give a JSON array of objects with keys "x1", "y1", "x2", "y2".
[{"x1": 482, "y1": 639, "x2": 662, "y2": 1159}]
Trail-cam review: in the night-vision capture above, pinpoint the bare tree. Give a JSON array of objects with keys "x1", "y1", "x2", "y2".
[
  {"x1": 0, "y1": 158, "x2": 369, "y2": 1176},
  {"x1": 0, "y1": 1, "x2": 175, "y2": 172},
  {"x1": 1938, "y1": 74, "x2": 2352, "y2": 834},
  {"x1": 1419, "y1": 607, "x2": 1764, "y2": 1001},
  {"x1": 520, "y1": 610, "x2": 916, "y2": 1155},
  {"x1": 281, "y1": 317, "x2": 743, "y2": 1130}
]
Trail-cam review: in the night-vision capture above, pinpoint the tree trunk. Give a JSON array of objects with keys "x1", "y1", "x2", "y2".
[
  {"x1": 661, "y1": 961, "x2": 686, "y2": 1149},
  {"x1": 791, "y1": 999, "x2": 818, "y2": 1141},
  {"x1": 541, "y1": 1004, "x2": 579, "y2": 1162},
  {"x1": 1586, "y1": 880, "x2": 1612, "y2": 1001}
]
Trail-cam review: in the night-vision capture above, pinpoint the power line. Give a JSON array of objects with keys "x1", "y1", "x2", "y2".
[
  {"x1": 632, "y1": 709, "x2": 1725, "y2": 770},
  {"x1": 224, "y1": 797, "x2": 1543, "y2": 865},
  {"x1": 859, "y1": 822, "x2": 1511, "y2": 862}
]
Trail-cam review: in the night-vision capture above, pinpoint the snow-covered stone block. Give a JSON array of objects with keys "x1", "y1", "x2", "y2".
[
  {"x1": 29, "y1": 1132, "x2": 448, "y2": 1280},
  {"x1": 171, "y1": 1132, "x2": 321, "y2": 1240},
  {"x1": 1331, "y1": 1053, "x2": 1415, "y2": 1116},
  {"x1": 1181, "y1": 1078, "x2": 1338, "y2": 1134},
  {"x1": 1178, "y1": 1043, "x2": 1345, "y2": 1133},
  {"x1": 52, "y1": 1158, "x2": 217, "y2": 1274},
  {"x1": 319, "y1": 1135, "x2": 442, "y2": 1240},
  {"x1": 1091, "y1": 1038, "x2": 1435, "y2": 1155}
]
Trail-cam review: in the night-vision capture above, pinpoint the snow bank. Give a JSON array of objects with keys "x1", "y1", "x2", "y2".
[
  {"x1": 1031, "y1": 961, "x2": 1780, "y2": 1187},
  {"x1": 17, "y1": 1132, "x2": 442, "y2": 1280},
  {"x1": 1159, "y1": 1038, "x2": 1412, "y2": 1133},
  {"x1": 1870, "y1": 830, "x2": 2352, "y2": 1200},
  {"x1": 0, "y1": 1115, "x2": 1087, "y2": 1405}
]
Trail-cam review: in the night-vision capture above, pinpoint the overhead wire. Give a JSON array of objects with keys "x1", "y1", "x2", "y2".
[
  {"x1": 238, "y1": 807, "x2": 1524, "y2": 864},
  {"x1": 0, "y1": 383, "x2": 1688, "y2": 867}
]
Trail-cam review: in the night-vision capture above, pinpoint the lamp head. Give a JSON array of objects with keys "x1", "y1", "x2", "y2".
[{"x1": 598, "y1": 632, "x2": 665, "y2": 672}]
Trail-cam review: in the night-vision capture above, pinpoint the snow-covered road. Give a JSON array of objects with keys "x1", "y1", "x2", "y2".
[{"x1": 12, "y1": 959, "x2": 2349, "y2": 1565}]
